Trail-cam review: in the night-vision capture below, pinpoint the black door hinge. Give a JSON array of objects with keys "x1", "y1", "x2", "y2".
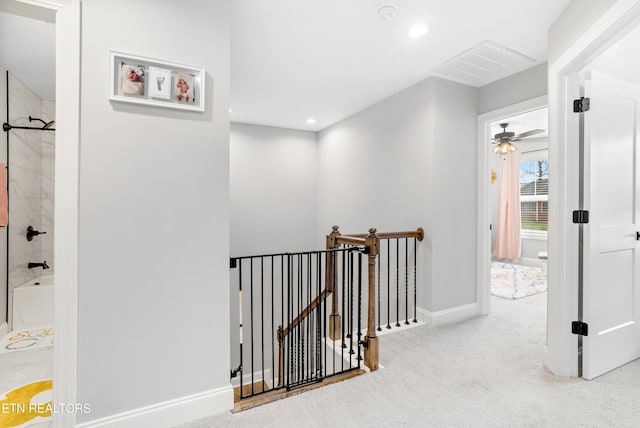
[
  {"x1": 230, "y1": 258, "x2": 238, "y2": 269},
  {"x1": 572, "y1": 210, "x2": 589, "y2": 224},
  {"x1": 573, "y1": 97, "x2": 590, "y2": 113},
  {"x1": 572, "y1": 321, "x2": 589, "y2": 336}
]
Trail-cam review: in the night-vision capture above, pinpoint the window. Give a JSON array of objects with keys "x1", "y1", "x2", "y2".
[{"x1": 520, "y1": 156, "x2": 548, "y2": 232}]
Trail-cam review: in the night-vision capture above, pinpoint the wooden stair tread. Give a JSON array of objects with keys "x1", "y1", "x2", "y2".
[{"x1": 232, "y1": 369, "x2": 366, "y2": 413}]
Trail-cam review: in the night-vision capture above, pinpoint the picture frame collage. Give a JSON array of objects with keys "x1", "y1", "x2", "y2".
[{"x1": 110, "y1": 52, "x2": 205, "y2": 112}]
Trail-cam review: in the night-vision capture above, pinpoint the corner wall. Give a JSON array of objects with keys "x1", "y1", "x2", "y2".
[
  {"x1": 77, "y1": 0, "x2": 231, "y2": 425},
  {"x1": 478, "y1": 63, "x2": 548, "y2": 114},
  {"x1": 230, "y1": 123, "x2": 318, "y2": 255},
  {"x1": 317, "y1": 76, "x2": 478, "y2": 315}
]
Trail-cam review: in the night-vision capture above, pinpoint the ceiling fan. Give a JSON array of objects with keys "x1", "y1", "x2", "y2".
[{"x1": 492, "y1": 123, "x2": 545, "y2": 154}]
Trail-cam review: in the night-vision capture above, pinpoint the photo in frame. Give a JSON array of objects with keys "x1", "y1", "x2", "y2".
[{"x1": 110, "y1": 52, "x2": 205, "y2": 111}]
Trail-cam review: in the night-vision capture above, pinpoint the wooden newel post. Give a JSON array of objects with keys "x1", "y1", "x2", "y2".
[
  {"x1": 327, "y1": 225, "x2": 342, "y2": 340},
  {"x1": 364, "y1": 228, "x2": 379, "y2": 371}
]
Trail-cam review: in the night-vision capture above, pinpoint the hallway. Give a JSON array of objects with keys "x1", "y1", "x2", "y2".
[{"x1": 179, "y1": 293, "x2": 640, "y2": 427}]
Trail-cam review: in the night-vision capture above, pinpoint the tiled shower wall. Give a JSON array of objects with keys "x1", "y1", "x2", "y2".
[{"x1": 6, "y1": 72, "x2": 55, "y2": 325}]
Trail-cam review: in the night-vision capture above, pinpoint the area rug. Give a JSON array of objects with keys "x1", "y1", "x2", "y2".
[
  {"x1": 491, "y1": 262, "x2": 547, "y2": 300},
  {"x1": 0, "y1": 326, "x2": 54, "y2": 355}
]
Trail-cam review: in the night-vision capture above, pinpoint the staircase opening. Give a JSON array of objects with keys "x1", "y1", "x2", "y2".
[{"x1": 230, "y1": 226, "x2": 424, "y2": 411}]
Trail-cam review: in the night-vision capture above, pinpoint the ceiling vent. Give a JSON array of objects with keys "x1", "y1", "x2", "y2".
[{"x1": 432, "y1": 40, "x2": 536, "y2": 87}]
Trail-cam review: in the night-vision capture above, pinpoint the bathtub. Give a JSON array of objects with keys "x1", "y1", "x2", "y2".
[{"x1": 12, "y1": 274, "x2": 54, "y2": 331}]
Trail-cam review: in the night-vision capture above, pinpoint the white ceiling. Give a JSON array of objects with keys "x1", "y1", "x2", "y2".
[
  {"x1": 1, "y1": 1, "x2": 570, "y2": 131},
  {"x1": 232, "y1": 0, "x2": 570, "y2": 131}
]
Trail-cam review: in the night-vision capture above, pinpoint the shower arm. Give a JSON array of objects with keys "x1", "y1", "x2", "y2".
[{"x1": 2, "y1": 121, "x2": 55, "y2": 132}]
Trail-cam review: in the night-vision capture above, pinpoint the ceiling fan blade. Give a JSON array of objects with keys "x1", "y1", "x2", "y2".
[
  {"x1": 515, "y1": 129, "x2": 545, "y2": 139},
  {"x1": 514, "y1": 137, "x2": 548, "y2": 143}
]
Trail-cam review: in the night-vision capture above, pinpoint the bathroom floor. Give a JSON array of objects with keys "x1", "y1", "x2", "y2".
[{"x1": 0, "y1": 329, "x2": 53, "y2": 428}]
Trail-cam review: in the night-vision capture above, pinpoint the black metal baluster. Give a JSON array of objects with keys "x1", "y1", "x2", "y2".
[
  {"x1": 357, "y1": 251, "x2": 363, "y2": 364},
  {"x1": 349, "y1": 251, "x2": 355, "y2": 362},
  {"x1": 250, "y1": 258, "x2": 255, "y2": 394},
  {"x1": 271, "y1": 256, "x2": 275, "y2": 390},
  {"x1": 307, "y1": 253, "x2": 312, "y2": 382},
  {"x1": 405, "y1": 238, "x2": 410, "y2": 325},
  {"x1": 281, "y1": 255, "x2": 285, "y2": 388},
  {"x1": 346, "y1": 246, "x2": 351, "y2": 340},
  {"x1": 413, "y1": 238, "x2": 418, "y2": 323},
  {"x1": 323, "y1": 251, "x2": 328, "y2": 381},
  {"x1": 340, "y1": 246, "x2": 347, "y2": 374},
  {"x1": 317, "y1": 252, "x2": 322, "y2": 379},
  {"x1": 238, "y1": 259, "x2": 244, "y2": 399},
  {"x1": 298, "y1": 254, "x2": 302, "y2": 384},
  {"x1": 396, "y1": 239, "x2": 400, "y2": 327},
  {"x1": 261, "y1": 257, "x2": 265, "y2": 391},
  {"x1": 288, "y1": 255, "x2": 292, "y2": 389},
  {"x1": 387, "y1": 239, "x2": 391, "y2": 329}
]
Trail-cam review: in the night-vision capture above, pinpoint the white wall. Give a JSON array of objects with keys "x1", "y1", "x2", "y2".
[
  {"x1": 77, "y1": 0, "x2": 231, "y2": 424},
  {"x1": 429, "y1": 78, "x2": 479, "y2": 311},
  {"x1": 478, "y1": 63, "x2": 548, "y2": 114},
  {"x1": 230, "y1": 123, "x2": 317, "y2": 255},
  {"x1": 548, "y1": 0, "x2": 617, "y2": 65},
  {"x1": 318, "y1": 76, "x2": 478, "y2": 313}
]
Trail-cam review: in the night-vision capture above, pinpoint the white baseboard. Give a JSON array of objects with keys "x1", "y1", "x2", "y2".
[
  {"x1": 231, "y1": 369, "x2": 272, "y2": 388},
  {"x1": 416, "y1": 303, "x2": 478, "y2": 327},
  {"x1": 75, "y1": 385, "x2": 233, "y2": 428}
]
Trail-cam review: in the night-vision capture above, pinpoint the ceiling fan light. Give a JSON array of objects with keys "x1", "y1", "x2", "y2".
[{"x1": 493, "y1": 141, "x2": 517, "y2": 154}]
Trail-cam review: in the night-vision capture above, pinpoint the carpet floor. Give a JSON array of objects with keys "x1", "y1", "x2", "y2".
[{"x1": 176, "y1": 294, "x2": 640, "y2": 428}]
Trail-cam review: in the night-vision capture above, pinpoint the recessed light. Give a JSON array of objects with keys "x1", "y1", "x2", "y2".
[
  {"x1": 307, "y1": 118, "x2": 317, "y2": 124},
  {"x1": 228, "y1": 108, "x2": 233, "y2": 113},
  {"x1": 377, "y1": 5, "x2": 397, "y2": 21},
  {"x1": 409, "y1": 24, "x2": 428, "y2": 38}
]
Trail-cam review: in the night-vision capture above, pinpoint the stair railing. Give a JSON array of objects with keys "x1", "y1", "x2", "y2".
[
  {"x1": 230, "y1": 225, "x2": 423, "y2": 401},
  {"x1": 327, "y1": 226, "x2": 424, "y2": 371}
]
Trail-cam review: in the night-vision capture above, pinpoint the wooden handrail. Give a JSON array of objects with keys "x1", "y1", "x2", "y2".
[
  {"x1": 278, "y1": 287, "x2": 331, "y2": 387},
  {"x1": 334, "y1": 235, "x2": 367, "y2": 247},
  {"x1": 280, "y1": 288, "x2": 330, "y2": 338},
  {"x1": 340, "y1": 227, "x2": 424, "y2": 241}
]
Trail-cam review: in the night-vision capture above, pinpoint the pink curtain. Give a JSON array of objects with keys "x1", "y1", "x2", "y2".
[{"x1": 493, "y1": 153, "x2": 521, "y2": 259}]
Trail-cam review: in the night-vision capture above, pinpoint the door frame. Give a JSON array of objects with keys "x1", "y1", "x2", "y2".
[
  {"x1": 14, "y1": 0, "x2": 81, "y2": 426},
  {"x1": 547, "y1": 0, "x2": 640, "y2": 378},
  {"x1": 476, "y1": 95, "x2": 548, "y2": 317}
]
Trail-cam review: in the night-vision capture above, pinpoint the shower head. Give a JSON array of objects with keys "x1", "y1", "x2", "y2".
[{"x1": 29, "y1": 116, "x2": 55, "y2": 130}]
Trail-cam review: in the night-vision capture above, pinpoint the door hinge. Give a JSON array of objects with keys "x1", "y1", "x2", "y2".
[
  {"x1": 572, "y1": 210, "x2": 589, "y2": 224},
  {"x1": 573, "y1": 97, "x2": 590, "y2": 113},
  {"x1": 571, "y1": 321, "x2": 589, "y2": 336},
  {"x1": 230, "y1": 258, "x2": 238, "y2": 269}
]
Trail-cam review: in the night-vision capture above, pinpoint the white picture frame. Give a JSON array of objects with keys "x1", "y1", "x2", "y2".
[{"x1": 109, "y1": 51, "x2": 205, "y2": 112}]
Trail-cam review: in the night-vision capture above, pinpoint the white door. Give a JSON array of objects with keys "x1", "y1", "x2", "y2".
[{"x1": 583, "y1": 71, "x2": 640, "y2": 379}]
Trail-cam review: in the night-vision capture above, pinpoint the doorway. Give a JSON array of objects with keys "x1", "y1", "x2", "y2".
[
  {"x1": 477, "y1": 95, "x2": 548, "y2": 316},
  {"x1": 0, "y1": 3, "x2": 57, "y2": 426},
  {"x1": 488, "y1": 108, "x2": 548, "y2": 304},
  {"x1": 547, "y1": 0, "x2": 640, "y2": 378}
]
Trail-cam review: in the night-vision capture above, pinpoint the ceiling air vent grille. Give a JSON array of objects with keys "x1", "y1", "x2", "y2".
[{"x1": 432, "y1": 40, "x2": 536, "y2": 87}]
